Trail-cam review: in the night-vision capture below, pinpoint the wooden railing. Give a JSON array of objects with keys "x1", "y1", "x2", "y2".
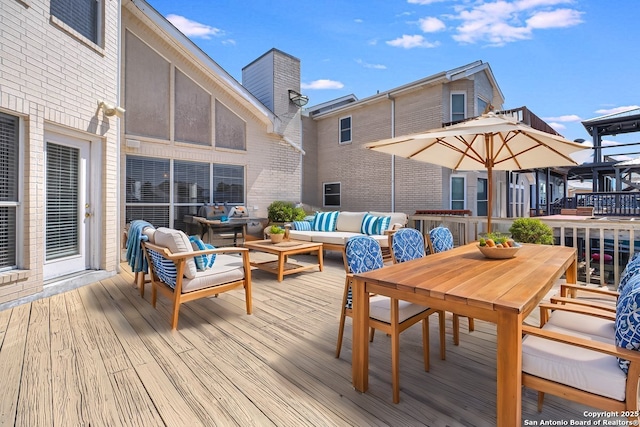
[
  {"x1": 410, "y1": 214, "x2": 640, "y2": 288},
  {"x1": 551, "y1": 192, "x2": 640, "y2": 217}
]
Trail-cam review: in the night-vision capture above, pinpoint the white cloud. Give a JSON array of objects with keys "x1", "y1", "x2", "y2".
[
  {"x1": 355, "y1": 59, "x2": 387, "y2": 69},
  {"x1": 386, "y1": 34, "x2": 439, "y2": 48},
  {"x1": 301, "y1": 80, "x2": 345, "y2": 90},
  {"x1": 595, "y1": 105, "x2": 640, "y2": 115},
  {"x1": 526, "y1": 9, "x2": 584, "y2": 29},
  {"x1": 547, "y1": 122, "x2": 566, "y2": 130},
  {"x1": 354, "y1": 18, "x2": 364, "y2": 24},
  {"x1": 166, "y1": 14, "x2": 223, "y2": 39},
  {"x1": 419, "y1": 17, "x2": 446, "y2": 33},
  {"x1": 222, "y1": 39, "x2": 236, "y2": 46},
  {"x1": 542, "y1": 114, "x2": 582, "y2": 122},
  {"x1": 408, "y1": 0, "x2": 448, "y2": 4},
  {"x1": 450, "y1": 1, "x2": 584, "y2": 46}
]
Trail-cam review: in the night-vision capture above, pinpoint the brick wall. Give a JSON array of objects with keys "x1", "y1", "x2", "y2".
[{"x1": 0, "y1": 0, "x2": 120, "y2": 303}]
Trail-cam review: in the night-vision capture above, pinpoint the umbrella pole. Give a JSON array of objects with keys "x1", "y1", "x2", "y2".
[{"x1": 487, "y1": 166, "x2": 492, "y2": 234}]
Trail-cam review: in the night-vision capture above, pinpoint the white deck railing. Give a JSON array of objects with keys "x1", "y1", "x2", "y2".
[{"x1": 410, "y1": 214, "x2": 640, "y2": 288}]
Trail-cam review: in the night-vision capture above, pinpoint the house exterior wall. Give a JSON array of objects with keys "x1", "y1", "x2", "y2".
[
  {"x1": 309, "y1": 72, "x2": 503, "y2": 217},
  {"x1": 0, "y1": 0, "x2": 120, "y2": 304},
  {"x1": 121, "y1": 10, "x2": 301, "y2": 225}
]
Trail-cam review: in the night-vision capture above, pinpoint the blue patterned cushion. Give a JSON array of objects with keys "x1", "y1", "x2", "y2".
[
  {"x1": 392, "y1": 228, "x2": 425, "y2": 263},
  {"x1": 293, "y1": 220, "x2": 312, "y2": 231},
  {"x1": 360, "y1": 213, "x2": 378, "y2": 235},
  {"x1": 429, "y1": 227, "x2": 454, "y2": 253},
  {"x1": 189, "y1": 236, "x2": 216, "y2": 270},
  {"x1": 345, "y1": 236, "x2": 384, "y2": 309},
  {"x1": 619, "y1": 252, "x2": 640, "y2": 297},
  {"x1": 313, "y1": 211, "x2": 338, "y2": 232},
  {"x1": 375, "y1": 216, "x2": 391, "y2": 235},
  {"x1": 615, "y1": 274, "x2": 640, "y2": 373},
  {"x1": 148, "y1": 249, "x2": 177, "y2": 289}
]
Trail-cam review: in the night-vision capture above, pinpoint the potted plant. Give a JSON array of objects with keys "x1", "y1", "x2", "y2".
[{"x1": 269, "y1": 225, "x2": 285, "y2": 243}]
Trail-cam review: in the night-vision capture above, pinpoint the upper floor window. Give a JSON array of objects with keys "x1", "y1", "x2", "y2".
[
  {"x1": 451, "y1": 93, "x2": 466, "y2": 122},
  {"x1": 324, "y1": 182, "x2": 341, "y2": 207},
  {"x1": 450, "y1": 175, "x2": 466, "y2": 210},
  {"x1": 50, "y1": 0, "x2": 100, "y2": 45},
  {"x1": 0, "y1": 113, "x2": 20, "y2": 270},
  {"x1": 339, "y1": 116, "x2": 352, "y2": 144},
  {"x1": 477, "y1": 97, "x2": 489, "y2": 115},
  {"x1": 215, "y1": 100, "x2": 246, "y2": 151}
]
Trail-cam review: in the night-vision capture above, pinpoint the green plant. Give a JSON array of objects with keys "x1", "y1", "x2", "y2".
[
  {"x1": 267, "y1": 201, "x2": 306, "y2": 222},
  {"x1": 509, "y1": 218, "x2": 554, "y2": 245},
  {"x1": 269, "y1": 225, "x2": 285, "y2": 235}
]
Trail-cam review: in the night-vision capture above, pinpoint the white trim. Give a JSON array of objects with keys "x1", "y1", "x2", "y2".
[{"x1": 282, "y1": 136, "x2": 305, "y2": 154}]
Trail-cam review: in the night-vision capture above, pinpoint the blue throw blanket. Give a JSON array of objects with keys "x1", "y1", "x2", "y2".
[{"x1": 126, "y1": 220, "x2": 155, "y2": 273}]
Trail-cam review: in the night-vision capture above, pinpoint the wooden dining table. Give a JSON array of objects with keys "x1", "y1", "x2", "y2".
[{"x1": 351, "y1": 242, "x2": 577, "y2": 427}]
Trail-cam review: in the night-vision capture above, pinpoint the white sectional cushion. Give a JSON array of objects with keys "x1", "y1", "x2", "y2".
[
  {"x1": 154, "y1": 227, "x2": 198, "y2": 279},
  {"x1": 522, "y1": 323, "x2": 626, "y2": 401},
  {"x1": 180, "y1": 254, "x2": 245, "y2": 293},
  {"x1": 310, "y1": 231, "x2": 361, "y2": 246},
  {"x1": 546, "y1": 310, "x2": 614, "y2": 340},
  {"x1": 336, "y1": 211, "x2": 367, "y2": 232},
  {"x1": 287, "y1": 230, "x2": 315, "y2": 242}
]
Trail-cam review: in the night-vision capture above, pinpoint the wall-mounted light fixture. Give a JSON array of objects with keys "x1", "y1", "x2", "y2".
[
  {"x1": 288, "y1": 90, "x2": 309, "y2": 108},
  {"x1": 98, "y1": 100, "x2": 126, "y2": 118}
]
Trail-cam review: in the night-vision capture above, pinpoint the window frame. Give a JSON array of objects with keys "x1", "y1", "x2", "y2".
[
  {"x1": 0, "y1": 111, "x2": 23, "y2": 271},
  {"x1": 339, "y1": 116, "x2": 352, "y2": 144},
  {"x1": 477, "y1": 177, "x2": 488, "y2": 217},
  {"x1": 450, "y1": 92, "x2": 466, "y2": 122},
  {"x1": 49, "y1": 0, "x2": 104, "y2": 53},
  {"x1": 323, "y1": 182, "x2": 341, "y2": 208},
  {"x1": 450, "y1": 175, "x2": 466, "y2": 211}
]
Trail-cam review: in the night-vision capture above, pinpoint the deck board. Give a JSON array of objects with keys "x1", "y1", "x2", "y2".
[{"x1": 0, "y1": 251, "x2": 612, "y2": 426}]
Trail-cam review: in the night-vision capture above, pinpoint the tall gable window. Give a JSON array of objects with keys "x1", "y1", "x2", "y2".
[
  {"x1": 215, "y1": 100, "x2": 246, "y2": 150},
  {"x1": 50, "y1": 0, "x2": 100, "y2": 45},
  {"x1": 451, "y1": 93, "x2": 466, "y2": 122},
  {"x1": 339, "y1": 116, "x2": 352, "y2": 144},
  {"x1": 175, "y1": 69, "x2": 211, "y2": 146},
  {"x1": 0, "y1": 113, "x2": 20, "y2": 270},
  {"x1": 125, "y1": 31, "x2": 171, "y2": 140}
]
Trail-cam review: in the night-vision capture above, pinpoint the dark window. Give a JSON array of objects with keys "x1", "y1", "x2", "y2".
[
  {"x1": 51, "y1": 0, "x2": 99, "y2": 44},
  {"x1": 324, "y1": 182, "x2": 341, "y2": 207},
  {"x1": 0, "y1": 113, "x2": 19, "y2": 269},
  {"x1": 339, "y1": 117, "x2": 351, "y2": 144},
  {"x1": 451, "y1": 93, "x2": 465, "y2": 122},
  {"x1": 213, "y1": 164, "x2": 244, "y2": 204},
  {"x1": 477, "y1": 178, "x2": 488, "y2": 216}
]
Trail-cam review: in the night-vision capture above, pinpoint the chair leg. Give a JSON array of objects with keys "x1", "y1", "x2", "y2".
[
  {"x1": 335, "y1": 310, "x2": 347, "y2": 358},
  {"x1": 422, "y1": 318, "x2": 430, "y2": 372},
  {"x1": 170, "y1": 300, "x2": 181, "y2": 330},
  {"x1": 137, "y1": 272, "x2": 145, "y2": 298},
  {"x1": 369, "y1": 328, "x2": 375, "y2": 342},
  {"x1": 537, "y1": 392, "x2": 545, "y2": 412},
  {"x1": 151, "y1": 284, "x2": 157, "y2": 307},
  {"x1": 438, "y1": 311, "x2": 446, "y2": 360},
  {"x1": 453, "y1": 313, "x2": 460, "y2": 346}
]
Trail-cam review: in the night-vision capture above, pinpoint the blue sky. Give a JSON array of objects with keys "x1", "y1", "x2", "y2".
[{"x1": 148, "y1": 0, "x2": 640, "y2": 160}]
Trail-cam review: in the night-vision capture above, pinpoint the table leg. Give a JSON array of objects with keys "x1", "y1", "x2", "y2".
[
  {"x1": 496, "y1": 310, "x2": 522, "y2": 427},
  {"x1": 566, "y1": 254, "x2": 577, "y2": 284},
  {"x1": 317, "y1": 248, "x2": 324, "y2": 272},
  {"x1": 352, "y1": 277, "x2": 370, "y2": 392},
  {"x1": 277, "y1": 252, "x2": 285, "y2": 282}
]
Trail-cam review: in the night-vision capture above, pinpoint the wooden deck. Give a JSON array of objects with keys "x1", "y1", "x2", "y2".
[{"x1": 0, "y1": 251, "x2": 600, "y2": 426}]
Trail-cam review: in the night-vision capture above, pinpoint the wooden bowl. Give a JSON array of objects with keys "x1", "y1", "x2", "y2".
[{"x1": 477, "y1": 244, "x2": 520, "y2": 259}]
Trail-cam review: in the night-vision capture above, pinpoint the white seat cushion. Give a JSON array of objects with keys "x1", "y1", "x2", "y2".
[
  {"x1": 546, "y1": 310, "x2": 614, "y2": 340},
  {"x1": 181, "y1": 254, "x2": 245, "y2": 293},
  {"x1": 522, "y1": 323, "x2": 626, "y2": 401},
  {"x1": 154, "y1": 227, "x2": 198, "y2": 279},
  {"x1": 369, "y1": 296, "x2": 430, "y2": 323}
]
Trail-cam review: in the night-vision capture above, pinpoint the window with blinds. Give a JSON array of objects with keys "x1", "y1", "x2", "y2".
[
  {"x1": 46, "y1": 143, "x2": 79, "y2": 260},
  {"x1": 0, "y1": 113, "x2": 19, "y2": 269},
  {"x1": 213, "y1": 164, "x2": 244, "y2": 204},
  {"x1": 50, "y1": 0, "x2": 99, "y2": 44}
]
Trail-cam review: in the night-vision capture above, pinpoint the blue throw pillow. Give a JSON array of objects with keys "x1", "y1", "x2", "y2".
[
  {"x1": 189, "y1": 236, "x2": 216, "y2": 270},
  {"x1": 615, "y1": 273, "x2": 640, "y2": 373},
  {"x1": 293, "y1": 220, "x2": 312, "y2": 231},
  {"x1": 375, "y1": 216, "x2": 391, "y2": 235},
  {"x1": 360, "y1": 213, "x2": 379, "y2": 235},
  {"x1": 619, "y1": 252, "x2": 640, "y2": 297},
  {"x1": 313, "y1": 211, "x2": 338, "y2": 232}
]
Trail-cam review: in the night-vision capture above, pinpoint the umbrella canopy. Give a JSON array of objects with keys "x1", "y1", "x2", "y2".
[{"x1": 365, "y1": 113, "x2": 589, "y2": 233}]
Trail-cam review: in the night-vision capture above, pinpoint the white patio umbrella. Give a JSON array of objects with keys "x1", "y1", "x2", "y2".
[{"x1": 365, "y1": 113, "x2": 589, "y2": 233}]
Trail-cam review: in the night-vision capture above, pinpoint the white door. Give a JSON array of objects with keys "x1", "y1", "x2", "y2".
[{"x1": 43, "y1": 132, "x2": 92, "y2": 280}]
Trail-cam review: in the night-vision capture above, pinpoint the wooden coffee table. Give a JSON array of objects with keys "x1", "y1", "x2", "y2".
[{"x1": 243, "y1": 240, "x2": 323, "y2": 282}]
